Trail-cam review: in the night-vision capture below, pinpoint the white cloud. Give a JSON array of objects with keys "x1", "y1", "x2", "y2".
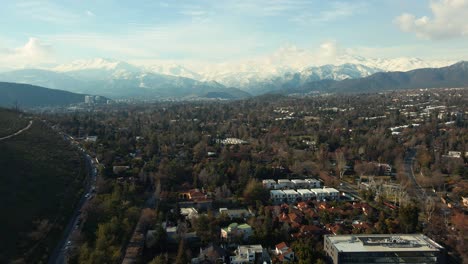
[
  {"x1": 291, "y1": 1, "x2": 367, "y2": 24},
  {"x1": 15, "y1": 1, "x2": 80, "y2": 24},
  {"x1": 0, "y1": 38, "x2": 56, "y2": 70},
  {"x1": 395, "y1": 0, "x2": 468, "y2": 39},
  {"x1": 42, "y1": 17, "x2": 266, "y2": 62},
  {"x1": 86, "y1": 10, "x2": 95, "y2": 17}
]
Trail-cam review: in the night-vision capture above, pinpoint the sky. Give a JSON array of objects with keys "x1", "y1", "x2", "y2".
[{"x1": 0, "y1": 0, "x2": 468, "y2": 69}]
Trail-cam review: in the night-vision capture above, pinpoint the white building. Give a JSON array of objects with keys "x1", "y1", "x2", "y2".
[
  {"x1": 84, "y1": 95, "x2": 94, "y2": 104},
  {"x1": 219, "y1": 208, "x2": 253, "y2": 220},
  {"x1": 230, "y1": 244, "x2": 271, "y2": 264},
  {"x1": 291, "y1": 179, "x2": 308, "y2": 188},
  {"x1": 297, "y1": 189, "x2": 314, "y2": 200},
  {"x1": 180, "y1": 208, "x2": 198, "y2": 220},
  {"x1": 262, "y1": 179, "x2": 276, "y2": 189},
  {"x1": 283, "y1": 190, "x2": 300, "y2": 203},
  {"x1": 277, "y1": 179, "x2": 294, "y2": 189},
  {"x1": 323, "y1": 188, "x2": 340, "y2": 200},
  {"x1": 324, "y1": 234, "x2": 446, "y2": 264},
  {"x1": 270, "y1": 190, "x2": 286, "y2": 204},
  {"x1": 305, "y1": 178, "x2": 321, "y2": 188},
  {"x1": 312, "y1": 188, "x2": 328, "y2": 201}
]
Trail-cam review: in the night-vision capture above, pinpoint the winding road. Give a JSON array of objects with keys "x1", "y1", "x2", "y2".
[{"x1": 0, "y1": 120, "x2": 33, "y2": 141}]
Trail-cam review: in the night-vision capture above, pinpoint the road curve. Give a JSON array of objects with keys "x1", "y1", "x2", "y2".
[{"x1": 0, "y1": 120, "x2": 33, "y2": 141}]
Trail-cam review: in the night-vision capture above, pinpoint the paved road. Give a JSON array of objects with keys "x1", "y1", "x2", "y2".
[
  {"x1": 0, "y1": 120, "x2": 33, "y2": 141},
  {"x1": 403, "y1": 149, "x2": 427, "y2": 200},
  {"x1": 338, "y1": 181, "x2": 362, "y2": 201},
  {"x1": 48, "y1": 137, "x2": 98, "y2": 264}
]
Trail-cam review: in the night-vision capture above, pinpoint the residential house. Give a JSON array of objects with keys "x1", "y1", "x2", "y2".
[
  {"x1": 283, "y1": 189, "x2": 300, "y2": 203},
  {"x1": 219, "y1": 208, "x2": 253, "y2": 220},
  {"x1": 181, "y1": 207, "x2": 199, "y2": 220},
  {"x1": 270, "y1": 190, "x2": 286, "y2": 204},
  {"x1": 462, "y1": 197, "x2": 468, "y2": 208},
  {"x1": 191, "y1": 245, "x2": 227, "y2": 264},
  {"x1": 220, "y1": 223, "x2": 252, "y2": 242},
  {"x1": 229, "y1": 244, "x2": 271, "y2": 264},
  {"x1": 262, "y1": 179, "x2": 276, "y2": 189},
  {"x1": 323, "y1": 188, "x2": 340, "y2": 200},
  {"x1": 305, "y1": 178, "x2": 321, "y2": 188},
  {"x1": 291, "y1": 179, "x2": 308, "y2": 188},
  {"x1": 276, "y1": 179, "x2": 294, "y2": 189},
  {"x1": 297, "y1": 189, "x2": 314, "y2": 201},
  {"x1": 275, "y1": 242, "x2": 295, "y2": 262},
  {"x1": 312, "y1": 188, "x2": 328, "y2": 201}
]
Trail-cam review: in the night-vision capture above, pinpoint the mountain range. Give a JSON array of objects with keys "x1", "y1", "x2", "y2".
[
  {"x1": 0, "y1": 57, "x2": 465, "y2": 100},
  {"x1": 0, "y1": 82, "x2": 96, "y2": 108},
  {"x1": 285, "y1": 61, "x2": 468, "y2": 94}
]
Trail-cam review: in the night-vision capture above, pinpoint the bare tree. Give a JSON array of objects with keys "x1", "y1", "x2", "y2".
[
  {"x1": 335, "y1": 150, "x2": 346, "y2": 179},
  {"x1": 424, "y1": 197, "x2": 436, "y2": 223}
]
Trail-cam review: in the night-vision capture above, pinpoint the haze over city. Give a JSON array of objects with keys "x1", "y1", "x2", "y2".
[{"x1": 0, "y1": 1, "x2": 467, "y2": 264}]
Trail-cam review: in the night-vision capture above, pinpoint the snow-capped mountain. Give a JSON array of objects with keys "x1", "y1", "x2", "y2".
[
  {"x1": 144, "y1": 63, "x2": 203, "y2": 80},
  {"x1": 53, "y1": 58, "x2": 142, "y2": 80},
  {"x1": 0, "y1": 56, "x2": 458, "y2": 99},
  {"x1": 332, "y1": 55, "x2": 454, "y2": 72}
]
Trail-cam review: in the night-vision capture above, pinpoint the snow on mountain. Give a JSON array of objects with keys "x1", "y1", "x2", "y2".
[
  {"x1": 50, "y1": 56, "x2": 456, "y2": 92},
  {"x1": 144, "y1": 63, "x2": 202, "y2": 80},
  {"x1": 54, "y1": 58, "x2": 140, "y2": 72},
  {"x1": 331, "y1": 55, "x2": 454, "y2": 72},
  {"x1": 299, "y1": 63, "x2": 381, "y2": 82}
]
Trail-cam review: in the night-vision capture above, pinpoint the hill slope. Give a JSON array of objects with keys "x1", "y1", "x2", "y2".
[
  {"x1": 0, "y1": 82, "x2": 87, "y2": 108},
  {"x1": 0, "y1": 109, "x2": 86, "y2": 263}
]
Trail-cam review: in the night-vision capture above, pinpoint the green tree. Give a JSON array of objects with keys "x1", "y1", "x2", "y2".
[
  {"x1": 398, "y1": 204, "x2": 420, "y2": 233},
  {"x1": 243, "y1": 179, "x2": 269, "y2": 206}
]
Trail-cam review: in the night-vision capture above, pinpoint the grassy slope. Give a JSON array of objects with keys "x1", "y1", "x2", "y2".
[
  {"x1": 0, "y1": 110, "x2": 86, "y2": 263},
  {"x1": 0, "y1": 108, "x2": 29, "y2": 138}
]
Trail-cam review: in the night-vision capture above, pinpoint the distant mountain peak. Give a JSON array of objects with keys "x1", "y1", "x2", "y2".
[{"x1": 53, "y1": 58, "x2": 140, "y2": 73}]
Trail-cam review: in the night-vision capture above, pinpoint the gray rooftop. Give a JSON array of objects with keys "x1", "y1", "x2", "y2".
[{"x1": 326, "y1": 234, "x2": 444, "y2": 253}]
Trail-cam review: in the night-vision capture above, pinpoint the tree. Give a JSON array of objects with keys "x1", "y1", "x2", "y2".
[
  {"x1": 416, "y1": 147, "x2": 432, "y2": 170},
  {"x1": 175, "y1": 239, "x2": 188, "y2": 264},
  {"x1": 335, "y1": 150, "x2": 346, "y2": 179},
  {"x1": 424, "y1": 198, "x2": 436, "y2": 223},
  {"x1": 149, "y1": 254, "x2": 168, "y2": 264},
  {"x1": 292, "y1": 238, "x2": 318, "y2": 264},
  {"x1": 243, "y1": 179, "x2": 269, "y2": 206},
  {"x1": 398, "y1": 204, "x2": 419, "y2": 233}
]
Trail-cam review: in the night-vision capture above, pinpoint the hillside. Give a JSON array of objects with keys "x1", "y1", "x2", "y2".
[
  {"x1": 291, "y1": 61, "x2": 468, "y2": 94},
  {"x1": 0, "y1": 109, "x2": 86, "y2": 263},
  {"x1": 0, "y1": 82, "x2": 87, "y2": 108},
  {"x1": 0, "y1": 108, "x2": 29, "y2": 138}
]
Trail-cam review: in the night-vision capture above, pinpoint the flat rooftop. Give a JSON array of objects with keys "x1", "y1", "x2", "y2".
[
  {"x1": 326, "y1": 234, "x2": 444, "y2": 253},
  {"x1": 270, "y1": 190, "x2": 285, "y2": 194},
  {"x1": 312, "y1": 188, "x2": 327, "y2": 193},
  {"x1": 297, "y1": 189, "x2": 313, "y2": 194}
]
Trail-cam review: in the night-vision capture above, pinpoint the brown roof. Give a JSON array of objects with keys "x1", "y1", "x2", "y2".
[{"x1": 276, "y1": 242, "x2": 288, "y2": 251}]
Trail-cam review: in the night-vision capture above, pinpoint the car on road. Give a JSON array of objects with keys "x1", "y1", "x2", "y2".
[{"x1": 85, "y1": 193, "x2": 90, "y2": 198}]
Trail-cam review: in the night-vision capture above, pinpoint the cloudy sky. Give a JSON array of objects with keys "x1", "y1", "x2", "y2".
[{"x1": 1, "y1": 0, "x2": 467, "y2": 69}]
